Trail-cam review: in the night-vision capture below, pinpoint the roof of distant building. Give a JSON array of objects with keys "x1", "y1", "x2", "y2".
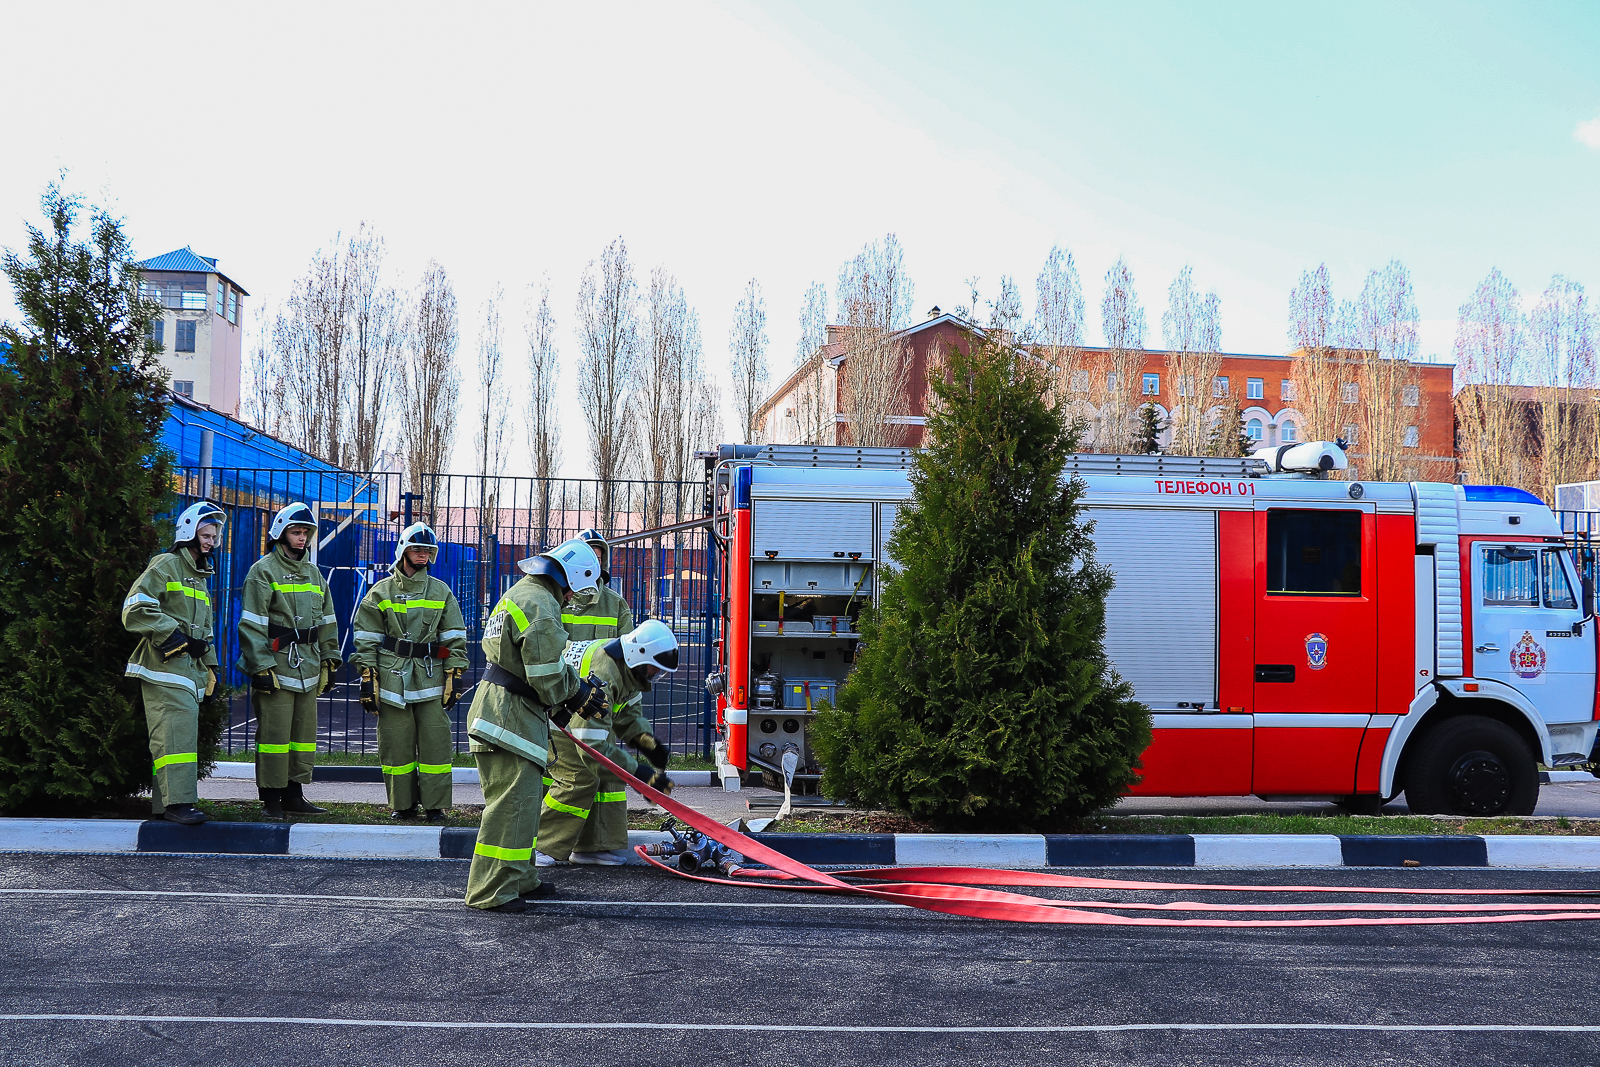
[{"x1": 136, "y1": 247, "x2": 249, "y2": 296}]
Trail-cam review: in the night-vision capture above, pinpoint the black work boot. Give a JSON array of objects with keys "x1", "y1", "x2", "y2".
[
  {"x1": 519, "y1": 880, "x2": 558, "y2": 900},
  {"x1": 482, "y1": 899, "x2": 529, "y2": 914},
  {"x1": 163, "y1": 804, "x2": 210, "y2": 826},
  {"x1": 259, "y1": 788, "x2": 285, "y2": 822},
  {"x1": 391, "y1": 806, "x2": 418, "y2": 820},
  {"x1": 424, "y1": 808, "x2": 447, "y2": 823},
  {"x1": 281, "y1": 782, "x2": 328, "y2": 815}
]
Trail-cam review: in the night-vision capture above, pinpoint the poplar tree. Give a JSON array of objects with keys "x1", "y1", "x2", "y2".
[
  {"x1": 813, "y1": 334, "x2": 1151, "y2": 829},
  {"x1": 0, "y1": 185, "x2": 174, "y2": 812}
]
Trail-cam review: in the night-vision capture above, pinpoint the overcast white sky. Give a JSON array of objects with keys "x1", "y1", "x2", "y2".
[{"x1": 3, "y1": 1, "x2": 1598, "y2": 477}]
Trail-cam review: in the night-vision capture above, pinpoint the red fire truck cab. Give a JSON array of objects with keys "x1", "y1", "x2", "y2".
[{"x1": 706, "y1": 442, "x2": 1598, "y2": 816}]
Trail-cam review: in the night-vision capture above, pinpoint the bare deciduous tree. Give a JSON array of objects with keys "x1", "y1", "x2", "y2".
[
  {"x1": 1288, "y1": 264, "x2": 1344, "y2": 445},
  {"x1": 792, "y1": 282, "x2": 834, "y2": 445},
  {"x1": 472, "y1": 284, "x2": 507, "y2": 542},
  {"x1": 837, "y1": 234, "x2": 914, "y2": 448},
  {"x1": 400, "y1": 260, "x2": 460, "y2": 495},
  {"x1": 1034, "y1": 244, "x2": 1085, "y2": 410},
  {"x1": 523, "y1": 280, "x2": 561, "y2": 485},
  {"x1": 729, "y1": 278, "x2": 769, "y2": 444},
  {"x1": 641, "y1": 268, "x2": 694, "y2": 484},
  {"x1": 1096, "y1": 257, "x2": 1146, "y2": 454},
  {"x1": 344, "y1": 224, "x2": 402, "y2": 473},
  {"x1": 1454, "y1": 267, "x2": 1531, "y2": 488},
  {"x1": 242, "y1": 304, "x2": 285, "y2": 436},
  {"x1": 1162, "y1": 265, "x2": 1224, "y2": 456},
  {"x1": 274, "y1": 239, "x2": 352, "y2": 463},
  {"x1": 1531, "y1": 276, "x2": 1596, "y2": 498},
  {"x1": 1346, "y1": 260, "x2": 1422, "y2": 481},
  {"x1": 577, "y1": 238, "x2": 640, "y2": 516}
]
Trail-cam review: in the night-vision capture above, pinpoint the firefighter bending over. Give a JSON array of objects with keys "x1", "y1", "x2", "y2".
[
  {"x1": 121, "y1": 500, "x2": 225, "y2": 826},
  {"x1": 352, "y1": 523, "x2": 469, "y2": 821},
  {"x1": 237, "y1": 502, "x2": 341, "y2": 821},
  {"x1": 462, "y1": 539, "x2": 611, "y2": 913}
]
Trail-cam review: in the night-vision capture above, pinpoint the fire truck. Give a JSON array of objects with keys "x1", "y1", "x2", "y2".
[{"x1": 704, "y1": 441, "x2": 1599, "y2": 817}]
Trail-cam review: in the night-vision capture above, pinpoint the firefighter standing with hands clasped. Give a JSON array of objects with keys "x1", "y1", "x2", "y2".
[
  {"x1": 538, "y1": 528, "x2": 675, "y2": 866},
  {"x1": 462, "y1": 538, "x2": 617, "y2": 912},
  {"x1": 236, "y1": 503, "x2": 340, "y2": 821},
  {"x1": 120, "y1": 500, "x2": 226, "y2": 825},
  {"x1": 352, "y1": 522, "x2": 469, "y2": 821}
]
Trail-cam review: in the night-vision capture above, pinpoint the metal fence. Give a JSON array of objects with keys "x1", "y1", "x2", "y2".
[{"x1": 171, "y1": 468, "x2": 716, "y2": 757}]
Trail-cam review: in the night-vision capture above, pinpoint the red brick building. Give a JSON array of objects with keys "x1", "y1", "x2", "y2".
[{"x1": 757, "y1": 310, "x2": 1457, "y2": 478}]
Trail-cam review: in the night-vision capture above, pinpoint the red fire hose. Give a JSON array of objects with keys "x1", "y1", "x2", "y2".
[{"x1": 560, "y1": 729, "x2": 1600, "y2": 928}]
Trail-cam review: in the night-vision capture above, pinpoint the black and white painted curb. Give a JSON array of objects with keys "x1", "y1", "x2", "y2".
[
  {"x1": 207, "y1": 762, "x2": 716, "y2": 787},
  {"x1": 4, "y1": 820, "x2": 1600, "y2": 868}
]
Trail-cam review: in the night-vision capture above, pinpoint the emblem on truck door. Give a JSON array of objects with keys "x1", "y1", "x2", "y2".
[
  {"x1": 1305, "y1": 633, "x2": 1329, "y2": 670},
  {"x1": 1510, "y1": 630, "x2": 1547, "y2": 682}
]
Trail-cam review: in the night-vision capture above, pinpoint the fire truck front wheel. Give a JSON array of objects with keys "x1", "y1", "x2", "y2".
[{"x1": 1403, "y1": 716, "x2": 1539, "y2": 817}]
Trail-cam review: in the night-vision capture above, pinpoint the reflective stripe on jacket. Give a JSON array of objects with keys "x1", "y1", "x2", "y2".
[
  {"x1": 121, "y1": 546, "x2": 218, "y2": 698},
  {"x1": 465, "y1": 574, "x2": 579, "y2": 767},
  {"x1": 236, "y1": 546, "x2": 341, "y2": 690},
  {"x1": 350, "y1": 568, "x2": 468, "y2": 707}
]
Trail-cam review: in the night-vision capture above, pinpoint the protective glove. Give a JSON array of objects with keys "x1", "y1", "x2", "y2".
[
  {"x1": 157, "y1": 630, "x2": 189, "y2": 661},
  {"x1": 205, "y1": 669, "x2": 217, "y2": 697},
  {"x1": 442, "y1": 668, "x2": 464, "y2": 710},
  {"x1": 251, "y1": 671, "x2": 279, "y2": 692},
  {"x1": 184, "y1": 637, "x2": 210, "y2": 658},
  {"x1": 632, "y1": 764, "x2": 673, "y2": 795},
  {"x1": 633, "y1": 733, "x2": 669, "y2": 771},
  {"x1": 319, "y1": 661, "x2": 338, "y2": 695},
  {"x1": 563, "y1": 677, "x2": 609, "y2": 721},
  {"x1": 549, "y1": 704, "x2": 573, "y2": 730},
  {"x1": 359, "y1": 668, "x2": 378, "y2": 713}
]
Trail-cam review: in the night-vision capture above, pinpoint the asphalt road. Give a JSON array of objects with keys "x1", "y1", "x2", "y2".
[{"x1": 2, "y1": 854, "x2": 1600, "y2": 1065}]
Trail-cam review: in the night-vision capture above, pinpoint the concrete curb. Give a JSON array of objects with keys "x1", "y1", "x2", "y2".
[
  {"x1": 6, "y1": 820, "x2": 1600, "y2": 868},
  {"x1": 207, "y1": 762, "x2": 714, "y2": 788}
]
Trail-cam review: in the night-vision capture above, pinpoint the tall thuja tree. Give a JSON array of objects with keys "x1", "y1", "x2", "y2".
[
  {"x1": 812, "y1": 334, "x2": 1151, "y2": 828},
  {"x1": 0, "y1": 185, "x2": 173, "y2": 812}
]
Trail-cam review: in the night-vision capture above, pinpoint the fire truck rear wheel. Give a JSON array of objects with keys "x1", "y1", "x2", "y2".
[{"x1": 1404, "y1": 716, "x2": 1539, "y2": 817}]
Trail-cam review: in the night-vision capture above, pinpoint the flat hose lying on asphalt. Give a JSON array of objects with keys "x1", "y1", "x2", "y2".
[{"x1": 559, "y1": 727, "x2": 1600, "y2": 928}]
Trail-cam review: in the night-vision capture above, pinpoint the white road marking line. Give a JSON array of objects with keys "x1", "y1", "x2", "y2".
[
  {"x1": 0, "y1": 1015, "x2": 1597, "y2": 1034},
  {"x1": 0, "y1": 888, "x2": 906, "y2": 909}
]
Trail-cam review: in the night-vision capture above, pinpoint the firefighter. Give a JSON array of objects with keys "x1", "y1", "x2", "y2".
[
  {"x1": 538, "y1": 528, "x2": 673, "y2": 866},
  {"x1": 121, "y1": 500, "x2": 226, "y2": 825},
  {"x1": 351, "y1": 522, "x2": 469, "y2": 821},
  {"x1": 463, "y1": 538, "x2": 618, "y2": 913},
  {"x1": 237, "y1": 502, "x2": 341, "y2": 821}
]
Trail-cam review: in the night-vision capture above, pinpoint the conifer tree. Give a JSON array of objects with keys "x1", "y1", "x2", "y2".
[
  {"x1": 0, "y1": 185, "x2": 175, "y2": 813},
  {"x1": 812, "y1": 333, "x2": 1151, "y2": 828},
  {"x1": 1134, "y1": 402, "x2": 1165, "y2": 454}
]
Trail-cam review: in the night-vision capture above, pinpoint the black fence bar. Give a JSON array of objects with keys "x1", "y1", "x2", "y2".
[{"x1": 170, "y1": 468, "x2": 715, "y2": 757}]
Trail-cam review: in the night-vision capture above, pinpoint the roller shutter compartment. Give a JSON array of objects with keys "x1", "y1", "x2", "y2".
[{"x1": 753, "y1": 500, "x2": 874, "y2": 560}]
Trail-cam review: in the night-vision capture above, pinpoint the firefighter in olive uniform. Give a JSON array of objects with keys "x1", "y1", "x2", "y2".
[
  {"x1": 121, "y1": 500, "x2": 226, "y2": 825},
  {"x1": 538, "y1": 529, "x2": 673, "y2": 866},
  {"x1": 237, "y1": 502, "x2": 341, "y2": 821},
  {"x1": 351, "y1": 523, "x2": 469, "y2": 821},
  {"x1": 463, "y1": 538, "x2": 617, "y2": 912}
]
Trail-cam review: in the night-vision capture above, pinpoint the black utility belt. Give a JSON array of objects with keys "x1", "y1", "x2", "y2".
[
  {"x1": 268, "y1": 624, "x2": 318, "y2": 651},
  {"x1": 485, "y1": 663, "x2": 544, "y2": 703},
  {"x1": 382, "y1": 635, "x2": 450, "y2": 660}
]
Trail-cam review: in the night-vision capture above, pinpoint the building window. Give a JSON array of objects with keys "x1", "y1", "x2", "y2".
[
  {"x1": 1213, "y1": 376, "x2": 1229, "y2": 398},
  {"x1": 176, "y1": 320, "x2": 197, "y2": 353},
  {"x1": 173, "y1": 380, "x2": 194, "y2": 398},
  {"x1": 1281, "y1": 420, "x2": 1298, "y2": 443},
  {"x1": 1404, "y1": 425, "x2": 1419, "y2": 447},
  {"x1": 1247, "y1": 377, "x2": 1264, "y2": 400},
  {"x1": 1403, "y1": 383, "x2": 1419, "y2": 407},
  {"x1": 1281, "y1": 379, "x2": 1296, "y2": 401},
  {"x1": 1341, "y1": 382, "x2": 1358, "y2": 403},
  {"x1": 1341, "y1": 423, "x2": 1358, "y2": 446},
  {"x1": 1142, "y1": 372, "x2": 1160, "y2": 395},
  {"x1": 1070, "y1": 370, "x2": 1089, "y2": 394},
  {"x1": 228, "y1": 289, "x2": 239, "y2": 325},
  {"x1": 1107, "y1": 371, "x2": 1120, "y2": 392},
  {"x1": 149, "y1": 318, "x2": 164, "y2": 347},
  {"x1": 1246, "y1": 418, "x2": 1263, "y2": 442},
  {"x1": 1177, "y1": 375, "x2": 1193, "y2": 398},
  {"x1": 215, "y1": 282, "x2": 225, "y2": 316}
]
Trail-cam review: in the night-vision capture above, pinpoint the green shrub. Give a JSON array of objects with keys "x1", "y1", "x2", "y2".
[{"x1": 812, "y1": 333, "x2": 1151, "y2": 829}]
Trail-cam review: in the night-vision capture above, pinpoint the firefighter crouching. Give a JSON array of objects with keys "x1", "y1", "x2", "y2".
[
  {"x1": 463, "y1": 539, "x2": 613, "y2": 913},
  {"x1": 120, "y1": 500, "x2": 226, "y2": 826},
  {"x1": 539, "y1": 528, "x2": 674, "y2": 866},
  {"x1": 237, "y1": 502, "x2": 340, "y2": 821},
  {"x1": 351, "y1": 523, "x2": 469, "y2": 821},
  {"x1": 541, "y1": 620, "x2": 679, "y2": 863}
]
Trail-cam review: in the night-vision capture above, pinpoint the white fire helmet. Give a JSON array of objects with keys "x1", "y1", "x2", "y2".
[
  {"x1": 174, "y1": 500, "x2": 226, "y2": 545},
  {"x1": 395, "y1": 522, "x2": 439, "y2": 567},
  {"x1": 576, "y1": 527, "x2": 609, "y2": 574},
  {"x1": 621, "y1": 619, "x2": 679, "y2": 674},
  {"x1": 268, "y1": 502, "x2": 317, "y2": 543},
  {"x1": 516, "y1": 538, "x2": 600, "y2": 596}
]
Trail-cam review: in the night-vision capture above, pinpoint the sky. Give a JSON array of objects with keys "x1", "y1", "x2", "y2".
[{"x1": 2, "y1": 1, "x2": 1597, "y2": 477}]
